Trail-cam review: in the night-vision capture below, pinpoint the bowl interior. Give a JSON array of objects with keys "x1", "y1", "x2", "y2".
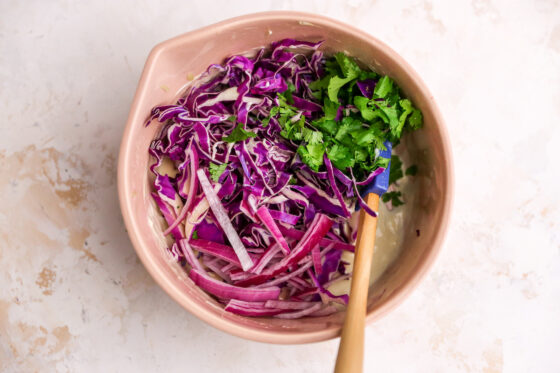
[{"x1": 119, "y1": 12, "x2": 450, "y2": 343}]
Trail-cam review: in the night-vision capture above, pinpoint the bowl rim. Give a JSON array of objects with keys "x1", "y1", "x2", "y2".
[{"x1": 118, "y1": 10, "x2": 454, "y2": 344}]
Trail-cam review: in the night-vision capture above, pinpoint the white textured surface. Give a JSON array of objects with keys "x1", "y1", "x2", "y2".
[{"x1": 1, "y1": 1, "x2": 560, "y2": 372}]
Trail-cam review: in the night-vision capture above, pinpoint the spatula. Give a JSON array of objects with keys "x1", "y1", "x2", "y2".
[{"x1": 334, "y1": 141, "x2": 392, "y2": 373}]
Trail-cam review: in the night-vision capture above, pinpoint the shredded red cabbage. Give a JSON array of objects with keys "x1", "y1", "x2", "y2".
[{"x1": 145, "y1": 39, "x2": 400, "y2": 318}]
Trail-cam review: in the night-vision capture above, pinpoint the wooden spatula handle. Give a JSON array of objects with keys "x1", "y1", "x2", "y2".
[{"x1": 334, "y1": 193, "x2": 379, "y2": 373}]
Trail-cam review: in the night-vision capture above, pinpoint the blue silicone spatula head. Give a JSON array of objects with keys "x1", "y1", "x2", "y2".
[{"x1": 360, "y1": 141, "x2": 392, "y2": 197}]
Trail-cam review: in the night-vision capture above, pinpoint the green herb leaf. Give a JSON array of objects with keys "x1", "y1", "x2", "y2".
[
  {"x1": 262, "y1": 106, "x2": 280, "y2": 127},
  {"x1": 192, "y1": 230, "x2": 199, "y2": 239},
  {"x1": 324, "y1": 98, "x2": 340, "y2": 120},
  {"x1": 334, "y1": 121, "x2": 351, "y2": 141},
  {"x1": 352, "y1": 127, "x2": 385, "y2": 148},
  {"x1": 382, "y1": 191, "x2": 404, "y2": 207},
  {"x1": 354, "y1": 96, "x2": 376, "y2": 121},
  {"x1": 223, "y1": 124, "x2": 257, "y2": 143},
  {"x1": 302, "y1": 128, "x2": 324, "y2": 145},
  {"x1": 308, "y1": 75, "x2": 330, "y2": 99},
  {"x1": 328, "y1": 75, "x2": 354, "y2": 102},
  {"x1": 389, "y1": 155, "x2": 403, "y2": 185},
  {"x1": 359, "y1": 70, "x2": 379, "y2": 80},
  {"x1": 293, "y1": 115, "x2": 306, "y2": 140},
  {"x1": 335, "y1": 117, "x2": 362, "y2": 142},
  {"x1": 281, "y1": 82, "x2": 296, "y2": 105},
  {"x1": 312, "y1": 118, "x2": 337, "y2": 135},
  {"x1": 375, "y1": 156, "x2": 391, "y2": 170},
  {"x1": 395, "y1": 98, "x2": 414, "y2": 136},
  {"x1": 325, "y1": 58, "x2": 341, "y2": 76},
  {"x1": 297, "y1": 143, "x2": 325, "y2": 171},
  {"x1": 327, "y1": 144, "x2": 354, "y2": 170},
  {"x1": 354, "y1": 147, "x2": 369, "y2": 163},
  {"x1": 399, "y1": 98, "x2": 413, "y2": 114},
  {"x1": 374, "y1": 76, "x2": 394, "y2": 98},
  {"x1": 334, "y1": 52, "x2": 361, "y2": 79},
  {"x1": 209, "y1": 162, "x2": 228, "y2": 182},
  {"x1": 408, "y1": 108, "x2": 423, "y2": 130},
  {"x1": 379, "y1": 104, "x2": 399, "y2": 137},
  {"x1": 405, "y1": 164, "x2": 418, "y2": 176}
]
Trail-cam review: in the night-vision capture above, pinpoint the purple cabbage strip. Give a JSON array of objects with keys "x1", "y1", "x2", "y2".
[
  {"x1": 189, "y1": 269, "x2": 280, "y2": 302},
  {"x1": 179, "y1": 240, "x2": 204, "y2": 272},
  {"x1": 356, "y1": 79, "x2": 376, "y2": 99},
  {"x1": 255, "y1": 206, "x2": 291, "y2": 255},
  {"x1": 267, "y1": 209, "x2": 300, "y2": 225}
]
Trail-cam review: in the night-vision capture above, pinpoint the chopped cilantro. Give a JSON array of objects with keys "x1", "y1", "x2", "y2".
[
  {"x1": 223, "y1": 124, "x2": 257, "y2": 143},
  {"x1": 283, "y1": 82, "x2": 296, "y2": 105},
  {"x1": 405, "y1": 164, "x2": 418, "y2": 176},
  {"x1": 312, "y1": 118, "x2": 337, "y2": 135},
  {"x1": 261, "y1": 53, "x2": 422, "y2": 198},
  {"x1": 302, "y1": 128, "x2": 323, "y2": 145},
  {"x1": 408, "y1": 108, "x2": 423, "y2": 130},
  {"x1": 354, "y1": 147, "x2": 369, "y2": 163},
  {"x1": 324, "y1": 58, "x2": 341, "y2": 76},
  {"x1": 327, "y1": 144, "x2": 354, "y2": 170},
  {"x1": 373, "y1": 76, "x2": 394, "y2": 98},
  {"x1": 374, "y1": 156, "x2": 391, "y2": 170},
  {"x1": 327, "y1": 75, "x2": 354, "y2": 102},
  {"x1": 262, "y1": 106, "x2": 280, "y2": 127},
  {"x1": 308, "y1": 75, "x2": 330, "y2": 96},
  {"x1": 192, "y1": 230, "x2": 199, "y2": 239},
  {"x1": 389, "y1": 155, "x2": 403, "y2": 185},
  {"x1": 281, "y1": 115, "x2": 306, "y2": 141},
  {"x1": 323, "y1": 98, "x2": 339, "y2": 120},
  {"x1": 297, "y1": 143, "x2": 325, "y2": 171},
  {"x1": 395, "y1": 99, "x2": 413, "y2": 137},
  {"x1": 334, "y1": 52, "x2": 361, "y2": 78},
  {"x1": 353, "y1": 96, "x2": 375, "y2": 121},
  {"x1": 209, "y1": 162, "x2": 228, "y2": 182},
  {"x1": 352, "y1": 126, "x2": 384, "y2": 148},
  {"x1": 382, "y1": 191, "x2": 404, "y2": 207}
]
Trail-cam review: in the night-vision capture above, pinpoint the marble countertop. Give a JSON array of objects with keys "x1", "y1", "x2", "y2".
[{"x1": 1, "y1": 1, "x2": 559, "y2": 372}]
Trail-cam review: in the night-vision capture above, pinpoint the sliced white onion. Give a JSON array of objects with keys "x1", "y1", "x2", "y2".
[
  {"x1": 197, "y1": 86, "x2": 239, "y2": 108},
  {"x1": 196, "y1": 169, "x2": 254, "y2": 271}
]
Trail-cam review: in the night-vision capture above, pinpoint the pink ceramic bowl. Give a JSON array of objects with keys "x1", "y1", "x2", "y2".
[{"x1": 118, "y1": 11, "x2": 452, "y2": 344}]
